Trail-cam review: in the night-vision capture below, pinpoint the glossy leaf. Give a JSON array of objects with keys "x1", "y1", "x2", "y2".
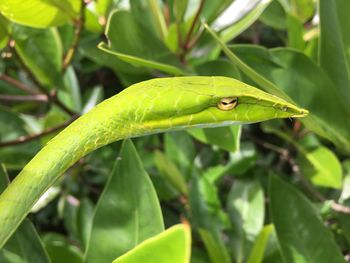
[
  {"x1": 99, "y1": 10, "x2": 184, "y2": 75},
  {"x1": 13, "y1": 25, "x2": 63, "y2": 89},
  {"x1": 227, "y1": 179, "x2": 265, "y2": 262},
  {"x1": 84, "y1": 139, "x2": 164, "y2": 263},
  {"x1": 319, "y1": 0, "x2": 350, "y2": 111},
  {"x1": 113, "y1": 224, "x2": 191, "y2": 263},
  {"x1": 269, "y1": 175, "x2": 345, "y2": 263},
  {"x1": 298, "y1": 145, "x2": 342, "y2": 189},
  {"x1": 188, "y1": 126, "x2": 241, "y2": 152},
  {"x1": 0, "y1": 0, "x2": 79, "y2": 28}
]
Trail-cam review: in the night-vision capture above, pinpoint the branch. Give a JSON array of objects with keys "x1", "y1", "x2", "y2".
[
  {"x1": 10, "y1": 50, "x2": 78, "y2": 117},
  {"x1": 183, "y1": 0, "x2": 205, "y2": 50},
  {"x1": 245, "y1": 132, "x2": 350, "y2": 215},
  {"x1": 0, "y1": 94, "x2": 48, "y2": 102},
  {"x1": 0, "y1": 74, "x2": 39, "y2": 95},
  {"x1": 0, "y1": 118, "x2": 76, "y2": 148},
  {"x1": 62, "y1": 0, "x2": 86, "y2": 71}
]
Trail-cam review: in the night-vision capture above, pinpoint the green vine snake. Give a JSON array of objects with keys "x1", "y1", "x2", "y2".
[{"x1": 0, "y1": 76, "x2": 308, "y2": 248}]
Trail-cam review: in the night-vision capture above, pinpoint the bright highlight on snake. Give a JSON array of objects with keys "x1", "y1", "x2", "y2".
[{"x1": 0, "y1": 76, "x2": 308, "y2": 247}]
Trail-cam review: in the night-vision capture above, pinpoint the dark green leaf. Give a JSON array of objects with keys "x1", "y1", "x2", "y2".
[
  {"x1": 269, "y1": 175, "x2": 345, "y2": 263},
  {"x1": 43, "y1": 233, "x2": 83, "y2": 263},
  {"x1": 227, "y1": 179, "x2": 265, "y2": 262},
  {"x1": 84, "y1": 139, "x2": 164, "y2": 263},
  {"x1": 319, "y1": 0, "x2": 350, "y2": 112},
  {"x1": 188, "y1": 126, "x2": 241, "y2": 152},
  {"x1": 154, "y1": 150, "x2": 188, "y2": 195},
  {"x1": 13, "y1": 25, "x2": 63, "y2": 89},
  {"x1": 99, "y1": 10, "x2": 185, "y2": 75}
]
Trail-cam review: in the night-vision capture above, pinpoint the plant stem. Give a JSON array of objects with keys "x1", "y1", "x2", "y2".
[
  {"x1": 0, "y1": 118, "x2": 77, "y2": 148},
  {"x1": 0, "y1": 74, "x2": 39, "y2": 95},
  {"x1": 62, "y1": 0, "x2": 86, "y2": 71}
]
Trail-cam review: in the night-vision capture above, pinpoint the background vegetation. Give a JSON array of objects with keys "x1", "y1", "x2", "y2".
[{"x1": 0, "y1": 0, "x2": 350, "y2": 262}]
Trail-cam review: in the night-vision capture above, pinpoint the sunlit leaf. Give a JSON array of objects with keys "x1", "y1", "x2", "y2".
[
  {"x1": 0, "y1": 0, "x2": 80, "y2": 28},
  {"x1": 113, "y1": 224, "x2": 191, "y2": 263}
]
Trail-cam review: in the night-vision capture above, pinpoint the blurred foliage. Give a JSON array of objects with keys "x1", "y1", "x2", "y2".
[{"x1": 0, "y1": 0, "x2": 350, "y2": 262}]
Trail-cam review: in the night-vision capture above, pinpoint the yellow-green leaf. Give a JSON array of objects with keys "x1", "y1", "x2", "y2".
[{"x1": 113, "y1": 224, "x2": 191, "y2": 263}]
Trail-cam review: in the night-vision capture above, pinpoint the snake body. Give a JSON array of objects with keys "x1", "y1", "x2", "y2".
[{"x1": 0, "y1": 76, "x2": 307, "y2": 247}]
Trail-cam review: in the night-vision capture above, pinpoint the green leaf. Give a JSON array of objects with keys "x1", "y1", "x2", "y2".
[
  {"x1": 230, "y1": 45, "x2": 350, "y2": 152},
  {"x1": 99, "y1": 10, "x2": 185, "y2": 75},
  {"x1": 154, "y1": 150, "x2": 188, "y2": 195},
  {"x1": 200, "y1": 0, "x2": 233, "y2": 23},
  {"x1": 286, "y1": 14, "x2": 305, "y2": 50},
  {"x1": 227, "y1": 179, "x2": 265, "y2": 262},
  {"x1": 246, "y1": 224, "x2": 274, "y2": 263},
  {"x1": 164, "y1": 131, "x2": 195, "y2": 178},
  {"x1": 79, "y1": 37, "x2": 151, "y2": 86},
  {"x1": 0, "y1": 0, "x2": 80, "y2": 28},
  {"x1": 269, "y1": 175, "x2": 345, "y2": 263},
  {"x1": 130, "y1": 0, "x2": 167, "y2": 39},
  {"x1": 84, "y1": 139, "x2": 164, "y2": 263},
  {"x1": 319, "y1": 0, "x2": 350, "y2": 112},
  {"x1": 0, "y1": 107, "x2": 40, "y2": 168},
  {"x1": 188, "y1": 126, "x2": 241, "y2": 152},
  {"x1": 173, "y1": 0, "x2": 188, "y2": 22},
  {"x1": 198, "y1": 229, "x2": 230, "y2": 263},
  {"x1": 13, "y1": 25, "x2": 63, "y2": 89},
  {"x1": 297, "y1": 146, "x2": 342, "y2": 189},
  {"x1": 76, "y1": 198, "x2": 94, "y2": 250},
  {"x1": 112, "y1": 224, "x2": 191, "y2": 263},
  {"x1": 189, "y1": 171, "x2": 231, "y2": 263},
  {"x1": 0, "y1": 164, "x2": 51, "y2": 263},
  {"x1": 0, "y1": 15, "x2": 9, "y2": 49},
  {"x1": 99, "y1": 43, "x2": 184, "y2": 76},
  {"x1": 279, "y1": 0, "x2": 315, "y2": 22},
  {"x1": 42, "y1": 233, "x2": 83, "y2": 263},
  {"x1": 195, "y1": 59, "x2": 241, "y2": 78},
  {"x1": 259, "y1": 0, "x2": 286, "y2": 29}
]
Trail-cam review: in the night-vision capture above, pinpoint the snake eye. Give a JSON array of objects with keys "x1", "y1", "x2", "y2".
[{"x1": 217, "y1": 97, "x2": 238, "y2": 111}]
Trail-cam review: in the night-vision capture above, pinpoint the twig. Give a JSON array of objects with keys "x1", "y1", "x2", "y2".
[
  {"x1": 246, "y1": 132, "x2": 350, "y2": 215},
  {"x1": 62, "y1": 0, "x2": 86, "y2": 71},
  {"x1": 0, "y1": 118, "x2": 77, "y2": 148},
  {"x1": 10, "y1": 50, "x2": 77, "y2": 116},
  {"x1": 0, "y1": 74, "x2": 39, "y2": 95},
  {"x1": 0, "y1": 94, "x2": 48, "y2": 102},
  {"x1": 183, "y1": 0, "x2": 205, "y2": 50}
]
